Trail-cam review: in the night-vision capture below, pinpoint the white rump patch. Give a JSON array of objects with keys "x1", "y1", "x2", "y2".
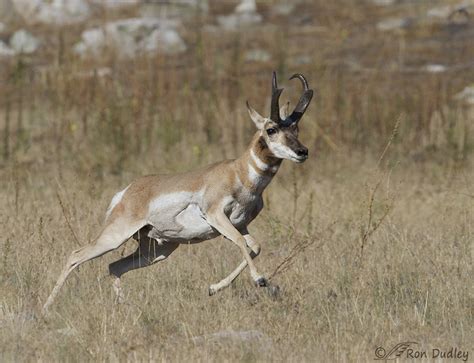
[{"x1": 105, "y1": 184, "x2": 130, "y2": 219}]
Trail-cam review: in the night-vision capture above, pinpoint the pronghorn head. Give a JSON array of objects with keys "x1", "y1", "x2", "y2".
[{"x1": 246, "y1": 72, "x2": 314, "y2": 163}]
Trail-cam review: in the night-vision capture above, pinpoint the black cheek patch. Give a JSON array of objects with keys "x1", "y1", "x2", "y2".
[{"x1": 257, "y1": 136, "x2": 268, "y2": 151}]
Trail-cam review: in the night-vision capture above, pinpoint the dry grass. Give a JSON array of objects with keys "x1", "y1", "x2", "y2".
[
  {"x1": 0, "y1": 154, "x2": 472, "y2": 361},
  {"x1": 0, "y1": 0, "x2": 473, "y2": 361}
]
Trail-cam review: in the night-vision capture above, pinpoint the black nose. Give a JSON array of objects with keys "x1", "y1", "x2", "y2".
[{"x1": 296, "y1": 147, "x2": 308, "y2": 158}]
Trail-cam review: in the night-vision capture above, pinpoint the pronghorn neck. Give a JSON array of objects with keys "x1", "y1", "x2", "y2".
[{"x1": 237, "y1": 132, "x2": 282, "y2": 193}]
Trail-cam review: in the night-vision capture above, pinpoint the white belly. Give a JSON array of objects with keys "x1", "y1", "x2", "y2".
[
  {"x1": 146, "y1": 191, "x2": 263, "y2": 243},
  {"x1": 147, "y1": 192, "x2": 217, "y2": 242},
  {"x1": 174, "y1": 203, "x2": 217, "y2": 240}
]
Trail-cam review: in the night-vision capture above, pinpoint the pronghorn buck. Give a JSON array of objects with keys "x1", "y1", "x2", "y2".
[{"x1": 43, "y1": 72, "x2": 313, "y2": 312}]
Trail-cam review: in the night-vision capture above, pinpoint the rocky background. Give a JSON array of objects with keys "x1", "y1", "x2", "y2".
[
  {"x1": 0, "y1": 1, "x2": 472, "y2": 362},
  {"x1": 0, "y1": 0, "x2": 473, "y2": 163}
]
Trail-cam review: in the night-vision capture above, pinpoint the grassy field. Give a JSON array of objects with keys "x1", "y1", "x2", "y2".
[{"x1": 0, "y1": 0, "x2": 473, "y2": 361}]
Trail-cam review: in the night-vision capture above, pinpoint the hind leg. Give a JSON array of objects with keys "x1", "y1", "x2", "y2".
[
  {"x1": 42, "y1": 219, "x2": 144, "y2": 313},
  {"x1": 109, "y1": 229, "x2": 179, "y2": 301}
]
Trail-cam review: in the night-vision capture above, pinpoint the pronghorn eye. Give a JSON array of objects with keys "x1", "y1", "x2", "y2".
[{"x1": 266, "y1": 128, "x2": 277, "y2": 136}]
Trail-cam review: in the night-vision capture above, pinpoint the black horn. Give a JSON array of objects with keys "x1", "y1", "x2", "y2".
[
  {"x1": 270, "y1": 71, "x2": 283, "y2": 124},
  {"x1": 280, "y1": 73, "x2": 313, "y2": 127}
]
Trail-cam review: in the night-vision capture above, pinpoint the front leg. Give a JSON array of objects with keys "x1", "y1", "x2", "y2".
[
  {"x1": 209, "y1": 232, "x2": 261, "y2": 295},
  {"x1": 206, "y1": 210, "x2": 266, "y2": 287}
]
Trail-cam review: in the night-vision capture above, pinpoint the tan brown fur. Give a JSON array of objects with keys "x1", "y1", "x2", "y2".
[
  {"x1": 107, "y1": 132, "x2": 279, "y2": 224},
  {"x1": 43, "y1": 79, "x2": 311, "y2": 312}
]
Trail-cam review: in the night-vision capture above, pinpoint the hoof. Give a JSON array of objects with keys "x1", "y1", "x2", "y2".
[
  {"x1": 255, "y1": 277, "x2": 268, "y2": 287},
  {"x1": 208, "y1": 287, "x2": 216, "y2": 296}
]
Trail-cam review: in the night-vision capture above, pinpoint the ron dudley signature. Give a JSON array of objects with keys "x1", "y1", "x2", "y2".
[{"x1": 374, "y1": 342, "x2": 469, "y2": 361}]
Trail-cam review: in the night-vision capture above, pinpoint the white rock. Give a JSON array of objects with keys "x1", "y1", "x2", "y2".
[
  {"x1": 74, "y1": 18, "x2": 186, "y2": 58},
  {"x1": 454, "y1": 85, "x2": 474, "y2": 105},
  {"x1": 371, "y1": 0, "x2": 396, "y2": 6},
  {"x1": 169, "y1": 0, "x2": 208, "y2": 12},
  {"x1": 427, "y1": 5, "x2": 452, "y2": 19},
  {"x1": 90, "y1": 0, "x2": 140, "y2": 8},
  {"x1": 82, "y1": 28, "x2": 105, "y2": 45},
  {"x1": 427, "y1": 2, "x2": 474, "y2": 20},
  {"x1": 11, "y1": 0, "x2": 90, "y2": 25},
  {"x1": 235, "y1": 0, "x2": 256, "y2": 13},
  {"x1": 138, "y1": 0, "x2": 208, "y2": 18},
  {"x1": 0, "y1": 40, "x2": 14, "y2": 56},
  {"x1": 142, "y1": 28, "x2": 186, "y2": 54},
  {"x1": 112, "y1": 17, "x2": 180, "y2": 36},
  {"x1": 217, "y1": 12, "x2": 262, "y2": 31},
  {"x1": 187, "y1": 0, "x2": 208, "y2": 8},
  {"x1": 217, "y1": 0, "x2": 262, "y2": 31},
  {"x1": 73, "y1": 28, "x2": 105, "y2": 57},
  {"x1": 74, "y1": 67, "x2": 112, "y2": 79},
  {"x1": 423, "y1": 64, "x2": 446, "y2": 73},
  {"x1": 244, "y1": 49, "x2": 270, "y2": 63},
  {"x1": 10, "y1": 29, "x2": 40, "y2": 54},
  {"x1": 376, "y1": 17, "x2": 411, "y2": 31}
]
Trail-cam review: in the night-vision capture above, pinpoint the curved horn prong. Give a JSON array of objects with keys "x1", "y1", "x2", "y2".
[
  {"x1": 282, "y1": 73, "x2": 313, "y2": 126},
  {"x1": 271, "y1": 71, "x2": 283, "y2": 123},
  {"x1": 289, "y1": 73, "x2": 309, "y2": 90}
]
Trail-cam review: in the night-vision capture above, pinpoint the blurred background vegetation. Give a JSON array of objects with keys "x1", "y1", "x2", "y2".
[{"x1": 1, "y1": 0, "x2": 473, "y2": 178}]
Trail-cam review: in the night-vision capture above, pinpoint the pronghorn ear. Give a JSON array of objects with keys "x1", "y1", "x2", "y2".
[
  {"x1": 280, "y1": 101, "x2": 290, "y2": 119},
  {"x1": 246, "y1": 101, "x2": 266, "y2": 130}
]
